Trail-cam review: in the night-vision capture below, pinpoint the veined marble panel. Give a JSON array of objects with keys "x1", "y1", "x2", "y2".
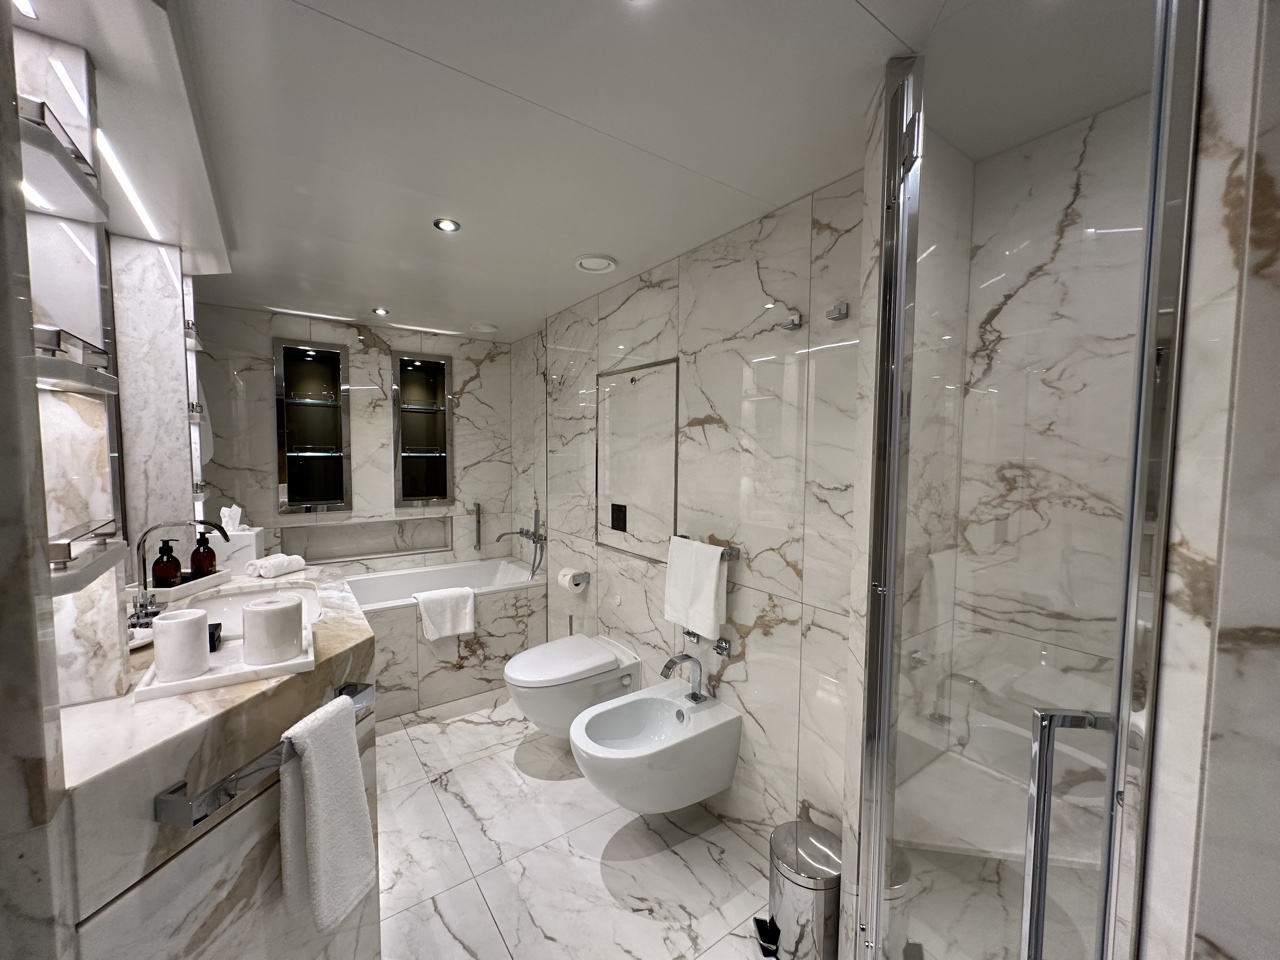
[
  {"x1": 546, "y1": 298, "x2": 598, "y2": 539},
  {"x1": 368, "y1": 605, "x2": 419, "y2": 720},
  {"x1": 281, "y1": 516, "x2": 450, "y2": 563},
  {"x1": 380, "y1": 879, "x2": 512, "y2": 960},
  {"x1": 402, "y1": 692, "x2": 545, "y2": 778},
  {"x1": 678, "y1": 197, "x2": 812, "y2": 602},
  {"x1": 52, "y1": 567, "x2": 128, "y2": 706},
  {"x1": 596, "y1": 360, "x2": 676, "y2": 559},
  {"x1": 38, "y1": 391, "x2": 112, "y2": 539},
  {"x1": 803, "y1": 173, "x2": 866, "y2": 616},
  {"x1": 798, "y1": 604, "x2": 849, "y2": 836},
  {"x1": 377, "y1": 778, "x2": 471, "y2": 919},
  {"x1": 546, "y1": 530, "x2": 597, "y2": 640},
  {"x1": 418, "y1": 585, "x2": 547, "y2": 709},
  {"x1": 596, "y1": 546, "x2": 678, "y2": 685},
  {"x1": 702, "y1": 582, "x2": 802, "y2": 855},
  {"x1": 510, "y1": 331, "x2": 547, "y2": 523},
  {"x1": 598, "y1": 258, "x2": 679, "y2": 372},
  {"x1": 955, "y1": 96, "x2": 1151, "y2": 659}
]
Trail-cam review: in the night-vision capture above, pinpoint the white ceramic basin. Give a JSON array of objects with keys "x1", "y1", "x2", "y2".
[
  {"x1": 172, "y1": 581, "x2": 322, "y2": 639},
  {"x1": 570, "y1": 678, "x2": 742, "y2": 814}
]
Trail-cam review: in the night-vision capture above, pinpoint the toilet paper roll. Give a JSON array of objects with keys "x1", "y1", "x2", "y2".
[
  {"x1": 557, "y1": 567, "x2": 587, "y2": 594},
  {"x1": 153, "y1": 609, "x2": 211, "y2": 683},
  {"x1": 242, "y1": 593, "x2": 305, "y2": 666}
]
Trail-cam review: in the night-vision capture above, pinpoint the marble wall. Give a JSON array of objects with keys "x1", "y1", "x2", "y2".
[
  {"x1": 196, "y1": 304, "x2": 513, "y2": 568},
  {"x1": 522, "y1": 166, "x2": 868, "y2": 857}
]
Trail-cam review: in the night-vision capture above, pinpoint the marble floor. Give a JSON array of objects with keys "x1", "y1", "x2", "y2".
[{"x1": 374, "y1": 690, "x2": 770, "y2": 960}]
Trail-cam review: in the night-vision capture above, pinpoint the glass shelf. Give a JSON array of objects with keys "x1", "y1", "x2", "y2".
[
  {"x1": 284, "y1": 397, "x2": 341, "y2": 407},
  {"x1": 32, "y1": 355, "x2": 119, "y2": 395},
  {"x1": 19, "y1": 98, "x2": 107, "y2": 223},
  {"x1": 400, "y1": 404, "x2": 447, "y2": 413}
]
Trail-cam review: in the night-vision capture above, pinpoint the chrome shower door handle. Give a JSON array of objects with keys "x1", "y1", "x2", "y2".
[{"x1": 1020, "y1": 708, "x2": 1114, "y2": 960}]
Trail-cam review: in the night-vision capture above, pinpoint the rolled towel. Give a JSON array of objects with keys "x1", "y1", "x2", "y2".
[{"x1": 245, "y1": 554, "x2": 306, "y2": 578}]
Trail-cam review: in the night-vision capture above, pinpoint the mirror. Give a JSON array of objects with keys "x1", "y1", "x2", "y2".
[
  {"x1": 275, "y1": 338, "x2": 351, "y2": 512},
  {"x1": 394, "y1": 352, "x2": 453, "y2": 505},
  {"x1": 596, "y1": 359, "x2": 677, "y2": 560}
]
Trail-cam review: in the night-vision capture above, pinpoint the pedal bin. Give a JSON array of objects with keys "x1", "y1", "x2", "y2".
[{"x1": 767, "y1": 821, "x2": 842, "y2": 960}]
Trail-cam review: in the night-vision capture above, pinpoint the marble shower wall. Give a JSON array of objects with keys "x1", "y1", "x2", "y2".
[
  {"x1": 530, "y1": 171, "x2": 868, "y2": 856},
  {"x1": 196, "y1": 304, "x2": 513, "y2": 568}
]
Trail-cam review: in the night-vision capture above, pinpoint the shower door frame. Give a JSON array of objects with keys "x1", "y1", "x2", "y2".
[{"x1": 853, "y1": 1, "x2": 1207, "y2": 956}]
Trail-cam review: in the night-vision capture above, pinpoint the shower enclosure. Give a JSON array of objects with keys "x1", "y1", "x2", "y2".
[{"x1": 855, "y1": 1, "x2": 1203, "y2": 958}]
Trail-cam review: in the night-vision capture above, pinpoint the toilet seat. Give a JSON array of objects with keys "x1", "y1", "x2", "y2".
[{"x1": 504, "y1": 634, "x2": 619, "y2": 688}]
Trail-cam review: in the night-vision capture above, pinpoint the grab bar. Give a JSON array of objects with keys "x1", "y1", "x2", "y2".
[
  {"x1": 1020, "y1": 708, "x2": 1114, "y2": 960},
  {"x1": 474, "y1": 501, "x2": 481, "y2": 551},
  {"x1": 153, "y1": 682, "x2": 374, "y2": 828}
]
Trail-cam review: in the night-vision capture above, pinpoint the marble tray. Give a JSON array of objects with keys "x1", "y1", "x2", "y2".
[
  {"x1": 150, "y1": 569, "x2": 231, "y2": 604},
  {"x1": 133, "y1": 624, "x2": 314, "y2": 702}
]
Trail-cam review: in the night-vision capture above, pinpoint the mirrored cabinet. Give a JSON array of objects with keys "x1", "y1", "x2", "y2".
[
  {"x1": 275, "y1": 338, "x2": 351, "y2": 512},
  {"x1": 395, "y1": 352, "x2": 453, "y2": 505}
]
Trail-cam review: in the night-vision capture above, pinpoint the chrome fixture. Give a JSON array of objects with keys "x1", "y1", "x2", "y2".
[
  {"x1": 826, "y1": 301, "x2": 850, "y2": 322},
  {"x1": 713, "y1": 638, "x2": 731, "y2": 657},
  {"x1": 495, "y1": 507, "x2": 546, "y2": 580},
  {"x1": 473, "y1": 502, "x2": 482, "y2": 550},
  {"x1": 683, "y1": 627, "x2": 701, "y2": 645},
  {"x1": 574, "y1": 254, "x2": 617, "y2": 274},
  {"x1": 129, "y1": 519, "x2": 229, "y2": 628},
  {"x1": 433, "y1": 218, "x2": 460, "y2": 233},
  {"x1": 777, "y1": 311, "x2": 804, "y2": 331},
  {"x1": 927, "y1": 672, "x2": 987, "y2": 726},
  {"x1": 660, "y1": 653, "x2": 707, "y2": 704}
]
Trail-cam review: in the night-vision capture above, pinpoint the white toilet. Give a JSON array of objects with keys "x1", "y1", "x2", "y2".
[{"x1": 503, "y1": 634, "x2": 642, "y2": 738}]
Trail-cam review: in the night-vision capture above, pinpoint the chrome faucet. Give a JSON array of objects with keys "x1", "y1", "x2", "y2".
[
  {"x1": 495, "y1": 507, "x2": 546, "y2": 580},
  {"x1": 129, "y1": 519, "x2": 230, "y2": 628},
  {"x1": 661, "y1": 653, "x2": 707, "y2": 703}
]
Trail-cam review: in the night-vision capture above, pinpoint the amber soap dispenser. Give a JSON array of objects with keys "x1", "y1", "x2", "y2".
[
  {"x1": 191, "y1": 531, "x2": 218, "y2": 580},
  {"x1": 152, "y1": 539, "x2": 182, "y2": 589}
]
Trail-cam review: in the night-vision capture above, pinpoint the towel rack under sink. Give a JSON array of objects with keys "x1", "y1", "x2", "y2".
[{"x1": 153, "y1": 682, "x2": 374, "y2": 828}]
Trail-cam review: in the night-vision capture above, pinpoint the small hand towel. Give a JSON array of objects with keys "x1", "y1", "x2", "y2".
[
  {"x1": 280, "y1": 696, "x2": 375, "y2": 933},
  {"x1": 663, "y1": 536, "x2": 727, "y2": 640},
  {"x1": 414, "y1": 586, "x2": 476, "y2": 641},
  {"x1": 245, "y1": 554, "x2": 306, "y2": 578}
]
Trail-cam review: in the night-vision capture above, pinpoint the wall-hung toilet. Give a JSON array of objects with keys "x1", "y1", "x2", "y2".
[{"x1": 503, "y1": 634, "x2": 642, "y2": 738}]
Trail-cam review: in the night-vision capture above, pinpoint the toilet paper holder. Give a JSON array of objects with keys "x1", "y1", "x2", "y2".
[{"x1": 568, "y1": 571, "x2": 590, "y2": 588}]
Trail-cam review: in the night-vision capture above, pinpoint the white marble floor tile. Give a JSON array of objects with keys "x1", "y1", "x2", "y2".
[
  {"x1": 380, "y1": 879, "x2": 511, "y2": 960},
  {"x1": 476, "y1": 806, "x2": 769, "y2": 960},
  {"x1": 434, "y1": 736, "x2": 617, "y2": 874},
  {"x1": 403, "y1": 696, "x2": 545, "y2": 777},
  {"x1": 377, "y1": 779, "x2": 474, "y2": 920},
  {"x1": 697, "y1": 917, "x2": 767, "y2": 959},
  {"x1": 376, "y1": 727, "x2": 429, "y2": 795}
]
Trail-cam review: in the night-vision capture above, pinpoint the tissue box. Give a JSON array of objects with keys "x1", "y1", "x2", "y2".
[{"x1": 213, "y1": 527, "x2": 265, "y2": 573}]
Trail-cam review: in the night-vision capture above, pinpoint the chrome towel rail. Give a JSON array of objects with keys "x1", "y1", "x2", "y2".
[
  {"x1": 675, "y1": 534, "x2": 740, "y2": 562},
  {"x1": 154, "y1": 682, "x2": 374, "y2": 828}
]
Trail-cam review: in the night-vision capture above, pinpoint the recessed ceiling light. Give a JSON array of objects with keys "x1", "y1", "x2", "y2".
[
  {"x1": 575, "y1": 255, "x2": 617, "y2": 274},
  {"x1": 373, "y1": 307, "x2": 389, "y2": 316},
  {"x1": 470, "y1": 323, "x2": 499, "y2": 334},
  {"x1": 433, "y1": 218, "x2": 461, "y2": 233}
]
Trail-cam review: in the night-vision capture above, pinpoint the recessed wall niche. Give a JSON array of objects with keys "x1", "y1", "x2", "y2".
[
  {"x1": 275, "y1": 338, "x2": 351, "y2": 512},
  {"x1": 395, "y1": 352, "x2": 453, "y2": 505}
]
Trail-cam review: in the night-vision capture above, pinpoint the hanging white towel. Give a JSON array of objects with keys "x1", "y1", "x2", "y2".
[
  {"x1": 414, "y1": 586, "x2": 475, "y2": 641},
  {"x1": 280, "y1": 696, "x2": 375, "y2": 933},
  {"x1": 663, "y1": 536, "x2": 728, "y2": 640},
  {"x1": 245, "y1": 554, "x2": 306, "y2": 578}
]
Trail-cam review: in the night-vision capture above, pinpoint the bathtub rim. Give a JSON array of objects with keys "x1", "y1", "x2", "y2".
[{"x1": 348, "y1": 557, "x2": 547, "y2": 614}]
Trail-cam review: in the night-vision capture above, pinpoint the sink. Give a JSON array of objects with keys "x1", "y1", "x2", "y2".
[
  {"x1": 171, "y1": 580, "x2": 322, "y2": 639},
  {"x1": 569, "y1": 678, "x2": 742, "y2": 814}
]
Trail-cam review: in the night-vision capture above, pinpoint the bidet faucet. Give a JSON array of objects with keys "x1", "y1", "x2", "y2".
[
  {"x1": 661, "y1": 653, "x2": 707, "y2": 703},
  {"x1": 129, "y1": 519, "x2": 230, "y2": 628}
]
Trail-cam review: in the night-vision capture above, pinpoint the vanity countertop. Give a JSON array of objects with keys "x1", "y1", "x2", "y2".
[{"x1": 59, "y1": 565, "x2": 376, "y2": 921}]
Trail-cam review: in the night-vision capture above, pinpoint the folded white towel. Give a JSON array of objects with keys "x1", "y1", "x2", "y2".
[
  {"x1": 245, "y1": 554, "x2": 306, "y2": 578},
  {"x1": 280, "y1": 696, "x2": 375, "y2": 933},
  {"x1": 663, "y1": 536, "x2": 727, "y2": 640},
  {"x1": 414, "y1": 586, "x2": 476, "y2": 641}
]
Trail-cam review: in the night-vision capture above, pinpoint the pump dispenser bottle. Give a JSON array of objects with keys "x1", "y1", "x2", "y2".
[
  {"x1": 191, "y1": 532, "x2": 217, "y2": 580},
  {"x1": 152, "y1": 540, "x2": 182, "y2": 588}
]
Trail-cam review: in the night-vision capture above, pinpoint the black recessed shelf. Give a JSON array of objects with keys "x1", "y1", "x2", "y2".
[{"x1": 276, "y1": 340, "x2": 351, "y2": 511}]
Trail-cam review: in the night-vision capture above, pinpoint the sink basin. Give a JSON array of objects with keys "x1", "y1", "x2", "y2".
[
  {"x1": 569, "y1": 678, "x2": 742, "y2": 814},
  {"x1": 171, "y1": 580, "x2": 322, "y2": 639}
]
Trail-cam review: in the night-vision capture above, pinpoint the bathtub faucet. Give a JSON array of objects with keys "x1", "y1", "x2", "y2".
[{"x1": 495, "y1": 508, "x2": 546, "y2": 580}]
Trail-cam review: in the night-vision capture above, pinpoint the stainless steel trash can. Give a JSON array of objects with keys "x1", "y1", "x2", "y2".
[{"x1": 766, "y1": 821, "x2": 841, "y2": 960}]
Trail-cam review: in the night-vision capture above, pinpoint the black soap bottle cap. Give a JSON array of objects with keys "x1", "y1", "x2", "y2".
[
  {"x1": 158, "y1": 539, "x2": 176, "y2": 555},
  {"x1": 195, "y1": 532, "x2": 210, "y2": 547}
]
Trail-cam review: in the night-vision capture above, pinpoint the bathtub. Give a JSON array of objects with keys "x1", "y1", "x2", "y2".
[{"x1": 347, "y1": 558, "x2": 548, "y2": 719}]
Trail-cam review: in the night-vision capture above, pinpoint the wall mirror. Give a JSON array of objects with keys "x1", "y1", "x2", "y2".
[
  {"x1": 274, "y1": 338, "x2": 351, "y2": 512},
  {"x1": 394, "y1": 352, "x2": 453, "y2": 506},
  {"x1": 596, "y1": 358, "x2": 677, "y2": 561}
]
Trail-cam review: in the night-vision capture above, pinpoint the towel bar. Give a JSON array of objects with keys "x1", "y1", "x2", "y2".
[
  {"x1": 676, "y1": 534, "x2": 740, "y2": 562},
  {"x1": 153, "y1": 682, "x2": 374, "y2": 828}
]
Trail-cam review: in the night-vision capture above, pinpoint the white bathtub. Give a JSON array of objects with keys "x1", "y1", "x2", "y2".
[
  {"x1": 347, "y1": 558, "x2": 545, "y2": 613},
  {"x1": 347, "y1": 558, "x2": 549, "y2": 718}
]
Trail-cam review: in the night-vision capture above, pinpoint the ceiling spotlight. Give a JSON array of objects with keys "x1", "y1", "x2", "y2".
[
  {"x1": 575, "y1": 255, "x2": 617, "y2": 274},
  {"x1": 373, "y1": 307, "x2": 389, "y2": 316},
  {"x1": 470, "y1": 323, "x2": 499, "y2": 334},
  {"x1": 433, "y1": 218, "x2": 461, "y2": 233}
]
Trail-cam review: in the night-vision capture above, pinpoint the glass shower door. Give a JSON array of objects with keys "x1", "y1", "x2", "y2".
[{"x1": 855, "y1": 1, "x2": 1200, "y2": 958}]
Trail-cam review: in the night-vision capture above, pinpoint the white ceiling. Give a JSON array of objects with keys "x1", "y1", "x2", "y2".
[{"x1": 175, "y1": 0, "x2": 913, "y2": 341}]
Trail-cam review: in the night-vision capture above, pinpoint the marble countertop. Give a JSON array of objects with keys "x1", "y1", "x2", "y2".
[{"x1": 59, "y1": 566, "x2": 377, "y2": 921}]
